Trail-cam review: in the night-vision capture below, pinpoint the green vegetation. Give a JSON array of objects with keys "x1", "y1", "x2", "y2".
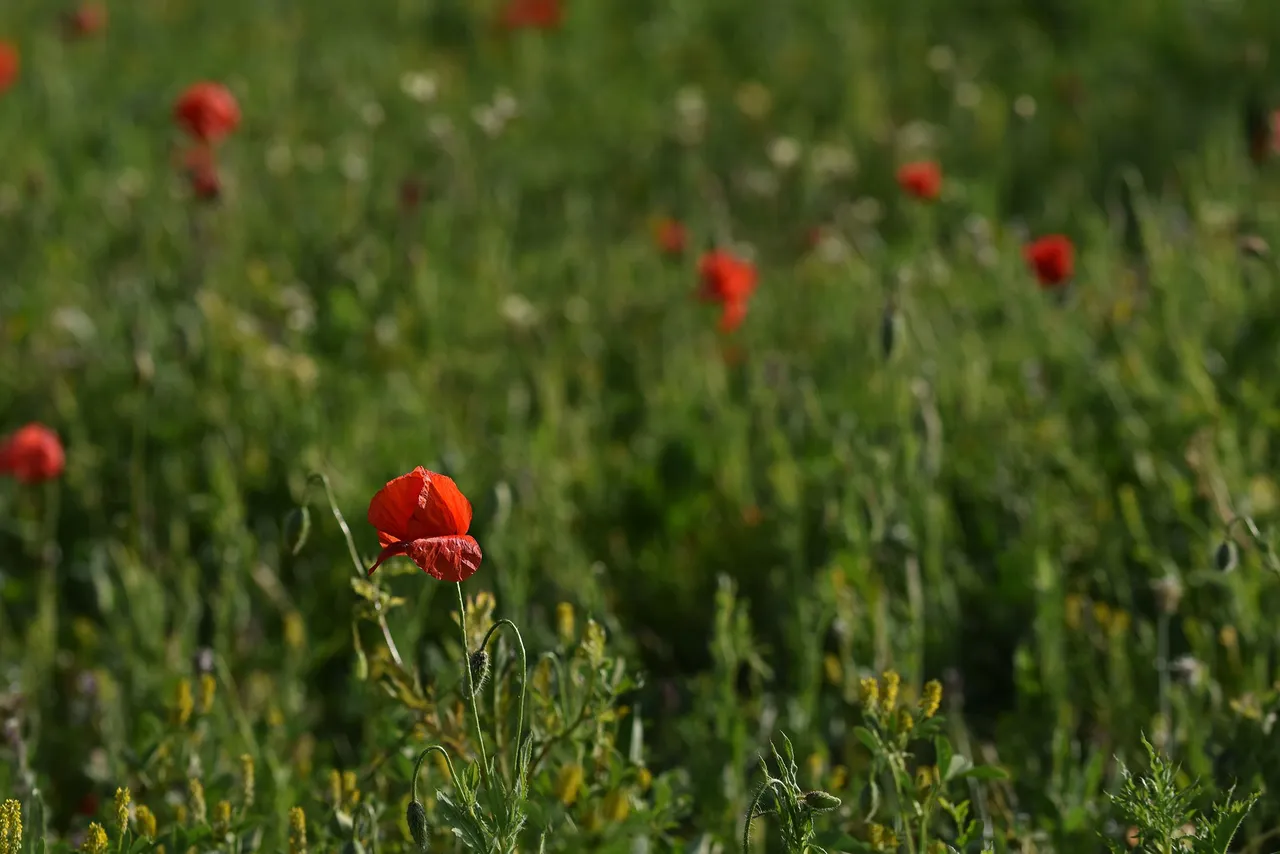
[{"x1": 4, "y1": 0, "x2": 1280, "y2": 850}]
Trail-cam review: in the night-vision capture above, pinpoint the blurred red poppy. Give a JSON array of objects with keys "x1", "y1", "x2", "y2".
[
  {"x1": 63, "y1": 3, "x2": 107, "y2": 39},
  {"x1": 0, "y1": 42, "x2": 19, "y2": 94},
  {"x1": 367, "y1": 467, "x2": 483, "y2": 582},
  {"x1": 0, "y1": 423, "x2": 65, "y2": 484},
  {"x1": 697, "y1": 250, "x2": 756, "y2": 304},
  {"x1": 501, "y1": 0, "x2": 562, "y2": 29},
  {"x1": 653, "y1": 217, "x2": 687, "y2": 256},
  {"x1": 174, "y1": 82, "x2": 240, "y2": 144},
  {"x1": 896, "y1": 161, "x2": 942, "y2": 201},
  {"x1": 1023, "y1": 235, "x2": 1075, "y2": 288}
]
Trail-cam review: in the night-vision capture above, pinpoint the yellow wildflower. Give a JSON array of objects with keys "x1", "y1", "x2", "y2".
[
  {"x1": 134, "y1": 805, "x2": 157, "y2": 839},
  {"x1": 80, "y1": 823, "x2": 108, "y2": 854},
  {"x1": 554, "y1": 763, "x2": 584, "y2": 806},
  {"x1": 197, "y1": 673, "x2": 217, "y2": 715},
  {"x1": 173, "y1": 679, "x2": 194, "y2": 727},
  {"x1": 113, "y1": 788, "x2": 130, "y2": 838},
  {"x1": 287, "y1": 807, "x2": 307, "y2": 854},
  {"x1": 919, "y1": 679, "x2": 942, "y2": 718}
]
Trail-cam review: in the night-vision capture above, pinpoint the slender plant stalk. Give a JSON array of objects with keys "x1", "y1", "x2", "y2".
[{"x1": 456, "y1": 582, "x2": 491, "y2": 789}]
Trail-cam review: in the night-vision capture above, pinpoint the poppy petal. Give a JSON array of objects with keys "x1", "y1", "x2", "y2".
[
  {"x1": 406, "y1": 535, "x2": 483, "y2": 582},
  {"x1": 367, "y1": 540, "x2": 412, "y2": 576},
  {"x1": 408, "y1": 472, "x2": 474, "y2": 537},
  {"x1": 367, "y1": 466, "x2": 429, "y2": 543}
]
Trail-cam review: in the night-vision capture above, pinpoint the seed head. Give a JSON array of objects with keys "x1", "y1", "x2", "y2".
[
  {"x1": 405, "y1": 800, "x2": 429, "y2": 851},
  {"x1": 919, "y1": 679, "x2": 943, "y2": 718},
  {"x1": 80, "y1": 822, "x2": 108, "y2": 854},
  {"x1": 287, "y1": 807, "x2": 307, "y2": 854},
  {"x1": 134, "y1": 805, "x2": 157, "y2": 839},
  {"x1": 172, "y1": 679, "x2": 194, "y2": 727},
  {"x1": 113, "y1": 787, "x2": 130, "y2": 838},
  {"x1": 1215, "y1": 540, "x2": 1238, "y2": 573}
]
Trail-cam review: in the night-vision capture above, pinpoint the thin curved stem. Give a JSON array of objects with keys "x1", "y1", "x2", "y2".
[
  {"x1": 305, "y1": 472, "x2": 404, "y2": 667},
  {"x1": 741, "y1": 778, "x2": 783, "y2": 854},
  {"x1": 411, "y1": 745, "x2": 463, "y2": 803},
  {"x1": 456, "y1": 582, "x2": 491, "y2": 790},
  {"x1": 478, "y1": 619, "x2": 529, "y2": 780}
]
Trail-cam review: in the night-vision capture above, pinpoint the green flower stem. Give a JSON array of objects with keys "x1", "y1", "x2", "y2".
[
  {"x1": 410, "y1": 745, "x2": 463, "y2": 804},
  {"x1": 456, "y1": 582, "x2": 491, "y2": 790},
  {"x1": 478, "y1": 619, "x2": 529, "y2": 780}
]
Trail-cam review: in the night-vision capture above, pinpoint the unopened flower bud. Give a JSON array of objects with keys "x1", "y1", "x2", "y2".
[
  {"x1": 405, "y1": 801, "x2": 429, "y2": 851},
  {"x1": 468, "y1": 650, "x2": 490, "y2": 694},
  {"x1": 1215, "y1": 540, "x2": 1238, "y2": 573},
  {"x1": 802, "y1": 790, "x2": 842, "y2": 812}
]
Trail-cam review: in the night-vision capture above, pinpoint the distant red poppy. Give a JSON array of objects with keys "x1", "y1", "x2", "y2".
[
  {"x1": 174, "y1": 82, "x2": 240, "y2": 144},
  {"x1": 0, "y1": 423, "x2": 65, "y2": 484},
  {"x1": 0, "y1": 42, "x2": 19, "y2": 95},
  {"x1": 501, "y1": 0, "x2": 562, "y2": 29},
  {"x1": 653, "y1": 217, "x2": 687, "y2": 256},
  {"x1": 697, "y1": 250, "x2": 756, "y2": 304},
  {"x1": 896, "y1": 161, "x2": 942, "y2": 201},
  {"x1": 367, "y1": 467, "x2": 482, "y2": 582},
  {"x1": 63, "y1": 3, "x2": 107, "y2": 39},
  {"x1": 1023, "y1": 235, "x2": 1075, "y2": 288}
]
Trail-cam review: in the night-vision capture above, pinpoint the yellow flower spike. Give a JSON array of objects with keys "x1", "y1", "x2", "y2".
[
  {"x1": 603, "y1": 789, "x2": 630, "y2": 823},
  {"x1": 1, "y1": 799, "x2": 22, "y2": 854},
  {"x1": 554, "y1": 763, "x2": 585, "y2": 806},
  {"x1": 582, "y1": 620, "x2": 606, "y2": 667},
  {"x1": 134, "y1": 805, "x2": 157, "y2": 839},
  {"x1": 173, "y1": 679, "x2": 194, "y2": 727},
  {"x1": 858, "y1": 676, "x2": 880, "y2": 711},
  {"x1": 283, "y1": 612, "x2": 305, "y2": 651},
  {"x1": 239, "y1": 754, "x2": 256, "y2": 809},
  {"x1": 919, "y1": 679, "x2": 943, "y2": 718},
  {"x1": 806, "y1": 752, "x2": 826, "y2": 784},
  {"x1": 341, "y1": 771, "x2": 360, "y2": 811},
  {"x1": 636, "y1": 767, "x2": 653, "y2": 793},
  {"x1": 81, "y1": 822, "x2": 108, "y2": 854},
  {"x1": 822, "y1": 653, "x2": 842, "y2": 686},
  {"x1": 556, "y1": 602, "x2": 576, "y2": 644},
  {"x1": 174, "y1": 805, "x2": 188, "y2": 828},
  {"x1": 881, "y1": 670, "x2": 901, "y2": 713},
  {"x1": 897, "y1": 707, "x2": 914, "y2": 735},
  {"x1": 1092, "y1": 602, "x2": 1113, "y2": 632},
  {"x1": 213, "y1": 801, "x2": 232, "y2": 837},
  {"x1": 197, "y1": 673, "x2": 217, "y2": 715},
  {"x1": 829, "y1": 765, "x2": 848, "y2": 792},
  {"x1": 188, "y1": 778, "x2": 207, "y2": 825},
  {"x1": 287, "y1": 807, "x2": 307, "y2": 854},
  {"x1": 326, "y1": 770, "x2": 342, "y2": 807},
  {"x1": 113, "y1": 787, "x2": 130, "y2": 838}
]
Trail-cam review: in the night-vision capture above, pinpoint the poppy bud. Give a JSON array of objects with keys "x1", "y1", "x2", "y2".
[
  {"x1": 405, "y1": 800, "x2": 429, "y2": 851},
  {"x1": 1215, "y1": 540, "x2": 1238, "y2": 573},
  {"x1": 802, "y1": 790, "x2": 842, "y2": 813},
  {"x1": 880, "y1": 302, "x2": 896, "y2": 358},
  {"x1": 468, "y1": 650, "x2": 490, "y2": 694}
]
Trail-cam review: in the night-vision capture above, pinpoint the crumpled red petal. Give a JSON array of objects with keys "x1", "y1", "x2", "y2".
[{"x1": 367, "y1": 534, "x2": 483, "y2": 582}]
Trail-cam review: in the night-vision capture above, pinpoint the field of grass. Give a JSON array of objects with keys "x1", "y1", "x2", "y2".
[{"x1": 5, "y1": 0, "x2": 1280, "y2": 851}]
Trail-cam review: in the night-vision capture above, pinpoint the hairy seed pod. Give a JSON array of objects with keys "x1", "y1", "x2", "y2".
[
  {"x1": 406, "y1": 800, "x2": 429, "y2": 851},
  {"x1": 468, "y1": 650, "x2": 490, "y2": 694},
  {"x1": 803, "y1": 790, "x2": 842, "y2": 813}
]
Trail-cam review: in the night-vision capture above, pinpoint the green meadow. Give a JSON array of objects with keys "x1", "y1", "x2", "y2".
[{"x1": 4, "y1": 0, "x2": 1280, "y2": 851}]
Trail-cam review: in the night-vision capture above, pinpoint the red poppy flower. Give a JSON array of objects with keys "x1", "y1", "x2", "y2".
[
  {"x1": 501, "y1": 0, "x2": 562, "y2": 29},
  {"x1": 0, "y1": 42, "x2": 19, "y2": 95},
  {"x1": 1023, "y1": 234, "x2": 1075, "y2": 288},
  {"x1": 0, "y1": 423, "x2": 65, "y2": 484},
  {"x1": 896, "y1": 161, "x2": 942, "y2": 201},
  {"x1": 366, "y1": 467, "x2": 482, "y2": 582},
  {"x1": 174, "y1": 82, "x2": 240, "y2": 144},
  {"x1": 63, "y1": 3, "x2": 107, "y2": 39},
  {"x1": 653, "y1": 217, "x2": 687, "y2": 256},
  {"x1": 697, "y1": 250, "x2": 756, "y2": 304}
]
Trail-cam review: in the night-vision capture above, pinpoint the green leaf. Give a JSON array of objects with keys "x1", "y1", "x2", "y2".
[
  {"x1": 955, "y1": 764, "x2": 1008, "y2": 782},
  {"x1": 935, "y1": 736, "x2": 954, "y2": 783},
  {"x1": 1208, "y1": 791, "x2": 1259, "y2": 854},
  {"x1": 944, "y1": 754, "x2": 973, "y2": 781},
  {"x1": 853, "y1": 726, "x2": 880, "y2": 754}
]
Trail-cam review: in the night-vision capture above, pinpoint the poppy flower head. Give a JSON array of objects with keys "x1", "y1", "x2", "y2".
[
  {"x1": 1023, "y1": 234, "x2": 1075, "y2": 288},
  {"x1": 0, "y1": 423, "x2": 65, "y2": 484},
  {"x1": 0, "y1": 42, "x2": 19, "y2": 94},
  {"x1": 896, "y1": 161, "x2": 942, "y2": 201},
  {"x1": 652, "y1": 217, "x2": 687, "y2": 256},
  {"x1": 697, "y1": 249, "x2": 757, "y2": 304},
  {"x1": 501, "y1": 0, "x2": 562, "y2": 29},
  {"x1": 174, "y1": 82, "x2": 240, "y2": 144},
  {"x1": 367, "y1": 466, "x2": 482, "y2": 582},
  {"x1": 63, "y1": 3, "x2": 107, "y2": 39}
]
